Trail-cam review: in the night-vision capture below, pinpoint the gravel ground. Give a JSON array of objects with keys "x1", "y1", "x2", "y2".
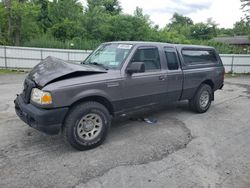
[{"x1": 0, "y1": 74, "x2": 250, "y2": 188}]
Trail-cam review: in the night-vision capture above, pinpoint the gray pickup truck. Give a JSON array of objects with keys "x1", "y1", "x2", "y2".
[{"x1": 15, "y1": 41, "x2": 224, "y2": 150}]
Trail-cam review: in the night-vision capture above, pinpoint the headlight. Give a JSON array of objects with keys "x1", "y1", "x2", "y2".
[{"x1": 31, "y1": 88, "x2": 52, "y2": 105}]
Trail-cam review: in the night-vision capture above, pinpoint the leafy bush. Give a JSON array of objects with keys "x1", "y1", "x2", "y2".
[
  {"x1": 1, "y1": 1, "x2": 249, "y2": 54},
  {"x1": 24, "y1": 34, "x2": 66, "y2": 49},
  {"x1": 23, "y1": 34, "x2": 101, "y2": 50}
]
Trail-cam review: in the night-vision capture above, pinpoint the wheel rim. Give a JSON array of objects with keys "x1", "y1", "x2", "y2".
[
  {"x1": 76, "y1": 113, "x2": 103, "y2": 141},
  {"x1": 200, "y1": 90, "x2": 210, "y2": 108}
]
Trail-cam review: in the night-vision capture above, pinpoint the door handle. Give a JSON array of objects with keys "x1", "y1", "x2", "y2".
[{"x1": 159, "y1": 75, "x2": 165, "y2": 81}]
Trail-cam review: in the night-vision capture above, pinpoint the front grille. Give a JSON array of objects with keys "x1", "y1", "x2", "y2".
[{"x1": 22, "y1": 78, "x2": 36, "y2": 103}]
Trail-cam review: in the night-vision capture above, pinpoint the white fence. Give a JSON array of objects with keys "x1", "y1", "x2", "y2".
[
  {"x1": 0, "y1": 46, "x2": 250, "y2": 73},
  {"x1": 220, "y1": 54, "x2": 250, "y2": 73},
  {"x1": 0, "y1": 46, "x2": 92, "y2": 69}
]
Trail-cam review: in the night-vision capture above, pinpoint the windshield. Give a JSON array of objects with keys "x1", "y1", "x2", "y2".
[{"x1": 84, "y1": 43, "x2": 133, "y2": 70}]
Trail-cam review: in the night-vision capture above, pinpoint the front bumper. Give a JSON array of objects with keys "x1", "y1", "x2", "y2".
[{"x1": 14, "y1": 95, "x2": 69, "y2": 135}]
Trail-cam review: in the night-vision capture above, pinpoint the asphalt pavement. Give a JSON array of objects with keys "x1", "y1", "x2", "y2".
[{"x1": 0, "y1": 74, "x2": 250, "y2": 188}]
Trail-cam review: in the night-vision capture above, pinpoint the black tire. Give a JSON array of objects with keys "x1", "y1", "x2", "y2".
[
  {"x1": 63, "y1": 101, "x2": 111, "y2": 151},
  {"x1": 189, "y1": 84, "x2": 213, "y2": 113}
]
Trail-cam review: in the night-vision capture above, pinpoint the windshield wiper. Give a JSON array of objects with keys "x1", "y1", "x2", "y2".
[{"x1": 89, "y1": 62, "x2": 109, "y2": 70}]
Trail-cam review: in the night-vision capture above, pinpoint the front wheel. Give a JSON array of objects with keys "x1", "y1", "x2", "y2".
[
  {"x1": 189, "y1": 84, "x2": 213, "y2": 113},
  {"x1": 63, "y1": 101, "x2": 111, "y2": 150}
]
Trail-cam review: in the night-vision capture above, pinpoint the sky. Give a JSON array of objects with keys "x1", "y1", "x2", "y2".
[{"x1": 81, "y1": 0, "x2": 245, "y2": 28}]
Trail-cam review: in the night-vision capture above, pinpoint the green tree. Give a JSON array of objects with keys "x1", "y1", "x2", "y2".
[
  {"x1": 206, "y1": 18, "x2": 218, "y2": 37},
  {"x1": 87, "y1": 0, "x2": 121, "y2": 15},
  {"x1": 134, "y1": 6, "x2": 150, "y2": 21},
  {"x1": 152, "y1": 29, "x2": 190, "y2": 44},
  {"x1": 169, "y1": 13, "x2": 193, "y2": 27},
  {"x1": 2, "y1": 0, "x2": 12, "y2": 43},
  {"x1": 106, "y1": 14, "x2": 152, "y2": 41},
  {"x1": 37, "y1": 0, "x2": 51, "y2": 33},
  {"x1": 0, "y1": 1, "x2": 245, "y2": 54},
  {"x1": 216, "y1": 28, "x2": 234, "y2": 37},
  {"x1": 49, "y1": 0, "x2": 83, "y2": 24},
  {"x1": 0, "y1": 2, "x2": 8, "y2": 44},
  {"x1": 167, "y1": 13, "x2": 194, "y2": 38},
  {"x1": 19, "y1": 2, "x2": 42, "y2": 43},
  {"x1": 50, "y1": 18, "x2": 86, "y2": 41},
  {"x1": 3, "y1": 0, "x2": 41, "y2": 45},
  {"x1": 103, "y1": 0, "x2": 121, "y2": 15},
  {"x1": 190, "y1": 23, "x2": 215, "y2": 40},
  {"x1": 241, "y1": 0, "x2": 250, "y2": 22},
  {"x1": 46, "y1": 0, "x2": 85, "y2": 42},
  {"x1": 83, "y1": 6, "x2": 111, "y2": 40},
  {"x1": 233, "y1": 20, "x2": 250, "y2": 35}
]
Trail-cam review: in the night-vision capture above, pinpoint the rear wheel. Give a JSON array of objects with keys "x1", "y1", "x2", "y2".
[
  {"x1": 189, "y1": 84, "x2": 213, "y2": 113},
  {"x1": 63, "y1": 101, "x2": 111, "y2": 150}
]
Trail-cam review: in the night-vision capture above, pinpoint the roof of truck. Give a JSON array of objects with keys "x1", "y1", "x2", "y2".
[{"x1": 105, "y1": 41, "x2": 214, "y2": 49}]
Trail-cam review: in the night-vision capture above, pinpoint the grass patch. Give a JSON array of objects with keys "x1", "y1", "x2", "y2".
[
  {"x1": 0, "y1": 68, "x2": 28, "y2": 74},
  {"x1": 225, "y1": 73, "x2": 250, "y2": 78}
]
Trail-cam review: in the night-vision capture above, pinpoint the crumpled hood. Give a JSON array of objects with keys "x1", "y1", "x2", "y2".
[{"x1": 28, "y1": 56, "x2": 107, "y2": 87}]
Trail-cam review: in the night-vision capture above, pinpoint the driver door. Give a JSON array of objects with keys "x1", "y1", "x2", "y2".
[{"x1": 120, "y1": 46, "x2": 167, "y2": 111}]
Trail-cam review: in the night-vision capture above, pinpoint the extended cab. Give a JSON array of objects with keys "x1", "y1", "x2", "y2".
[{"x1": 14, "y1": 42, "x2": 224, "y2": 150}]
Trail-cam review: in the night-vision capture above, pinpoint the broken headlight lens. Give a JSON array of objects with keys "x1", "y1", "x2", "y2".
[{"x1": 31, "y1": 88, "x2": 52, "y2": 105}]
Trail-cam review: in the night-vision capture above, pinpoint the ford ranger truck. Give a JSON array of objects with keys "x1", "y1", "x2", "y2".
[{"x1": 14, "y1": 42, "x2": 225, "y2": 150}]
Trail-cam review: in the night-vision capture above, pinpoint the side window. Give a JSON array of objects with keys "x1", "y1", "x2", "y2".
[
  {"x1": 164, "y1": 47, "x2": 179, "y2": 70},
  {"x1": 182, "y1": 49, "x2": 218, "y2": 64},
  {"x1": 131, "y1": 47, "x2": 161, "y2": 72}
]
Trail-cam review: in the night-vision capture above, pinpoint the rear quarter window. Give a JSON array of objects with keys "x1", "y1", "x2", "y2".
[{"x1": 182, "y1": 49, "x2": 218, "y2": 64}]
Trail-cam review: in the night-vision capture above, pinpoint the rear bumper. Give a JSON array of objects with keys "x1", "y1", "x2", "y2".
[{"x1": 14, "y1": 95, "x2": 68, "y2": 135}]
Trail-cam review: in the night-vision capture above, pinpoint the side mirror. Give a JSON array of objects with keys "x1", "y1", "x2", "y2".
[{"x1": 126, "y1": 62, "x2": 145, "y2": 75}]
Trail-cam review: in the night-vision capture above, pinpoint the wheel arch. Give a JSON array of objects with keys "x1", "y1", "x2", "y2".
[
  {"x1": 69, "y1": 95, "x2": 114, "y2": 116},
  {"x1": 202, "y1": 79, "x2": 214, "y2": 91},
  {"x1": 200, "y1": 79, "x2": 214, "y2": 100}
]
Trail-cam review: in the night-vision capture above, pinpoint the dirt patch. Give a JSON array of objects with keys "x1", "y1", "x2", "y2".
[{"x1": 225, "y1": 82, "x2": 250, "y2": 99}]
